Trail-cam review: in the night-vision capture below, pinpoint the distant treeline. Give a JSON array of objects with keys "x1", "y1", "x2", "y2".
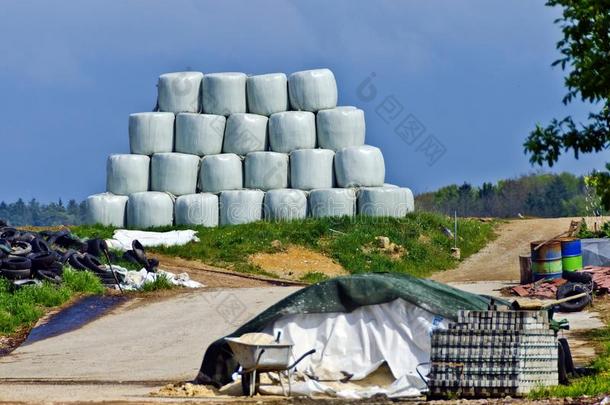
[
  {"x1": 416, "y1": 172, "x2": 602, "y2": 218},
  {"x1": 0, "y1": 199, "x2": 87, "y2": 226}
]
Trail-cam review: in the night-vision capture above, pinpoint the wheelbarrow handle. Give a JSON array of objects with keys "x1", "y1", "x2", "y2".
[{"x1": 287, "y1": 349, "x2": 316, "y2": 370}]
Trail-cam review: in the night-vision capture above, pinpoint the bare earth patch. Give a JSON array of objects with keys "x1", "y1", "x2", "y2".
[{"x1": 249, "y1": 245, "x2": 347, "y2": 281}]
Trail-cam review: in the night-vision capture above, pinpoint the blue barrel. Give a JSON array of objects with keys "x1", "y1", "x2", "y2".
[
  {"x1": 531, "y1": 240, "x2": 562, "y2": 280},
  {"x1": 560, "y1": 238, "x2": 583, "y2": 272}
]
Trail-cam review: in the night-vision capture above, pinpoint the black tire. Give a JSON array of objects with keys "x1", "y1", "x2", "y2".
[
  {"x1": 10, "y1": 241, "x2": 32, "y2": 256},
  {"x1": 558, "y1": 342, "x2": 569, "y2": 385},
  {"x1": 558, "y1": 338, "x2": 575, "y2": 375},
  {"x1": 30, "y1": 238, "x2": 50, "y2": 253},
  {"x1": 0, "y1": 267, "x2": 31, "y2": 280},
  {"x1": 60, "y1": 249, "x2": 77, "y2": 264},
  {"x1": 16, "y1": 232, "x2": 37, "y2": 243},
  {"x1": 0, "y1": 228, "x2": 19, "y2": 241},
  {"x1": 86, "y1": 239, "x2": 108, "y2": 257},
  {"x1": 556, "y1": 283, "x2": 591, "y2": 312},
  {"x1": 122, "y1": 250, "x2": 141, "y2": 265},
  {"x1": 37, "y1": 270, "x2": 62, "y2": 284},
  {"x1": 1, "y1": 257, "x2": 32, "y2": 270},
  {"x1": 131, "y1": 240, "x2": 149, "y2": 267},
  {"x1": 67, "y1": 253, "x2": 88, "y2": 270},
  {"x1": 562, "y1": 271, "x2": 592, "y2": 284},
  {"x1": 147, "y1": 258, "x2": 159, "y2": 272},
  {"x1": 82, "y1": 254, "x2": 105, "y2": 272},
  {"x1": 28, "y1": 252, "x2": 56, "y2": 269}
]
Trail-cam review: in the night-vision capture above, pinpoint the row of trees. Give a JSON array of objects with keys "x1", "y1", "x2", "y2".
[
  {"x1": 0, "y1": 199, "x2": 88, "y2": 226},
  {"x1": 416, "y1": 172, "x2": 602, "y2": 218}
]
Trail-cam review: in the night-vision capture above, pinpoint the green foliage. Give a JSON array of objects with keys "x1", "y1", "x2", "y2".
[
  {"x1": 70, "y1": 223, "x2": 116, "y2": 240},
  {"x1": 524, "y1": 0, "x2": 610, "y2": 208},
  {"x1": 300, "y1": 272, "x2": 329, "y2": 284},
  {"x1": 0, "y1": 198, "x2": 87, "y2": 226},
  {"x1": 140, "y1": 274, "x2": 175, "y2": 292}
]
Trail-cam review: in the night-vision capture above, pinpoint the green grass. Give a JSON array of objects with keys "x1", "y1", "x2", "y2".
[
  {"x1": 0, "y1": 268, "x2": 104, "y2": 335},
  {"x1": 140, "y1": 273, "x2": 175, "y2": 292},
  {"x1": 73, "y1": 212, "x2": 497, "y2": 279}
]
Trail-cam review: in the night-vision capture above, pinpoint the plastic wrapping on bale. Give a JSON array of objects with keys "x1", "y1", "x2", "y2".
[
  {"x1": 247, "y1": 73, "x2": 288, "y2": 116},
  {"x1": 202, "y1": 72, "x2": 247, "y2": 116},
  {"x1": 157, "y1": 72, "x2": 203, "y2": 113},
  {"x1": 268, "y1": 111, "x2": 316, "y2": 153},
  {"x1": 288, "y1": 69, "x2": 338, "y2": 112},
  {"x1": 127, "y1": 192, "x2": 174, "y2": 229},
  {"x1": 290, "y1": 149, "x2": 335, "y2": 190},
  {"x1": 86, "y1": 193, "x2": 128, "y2": 227},
  {"x1": 175, "y1": 193, "x2": 219, "y2": 227},
  {"x1": 308, "y1": 188, "x2": 356, "y2": 218},
  {"x1": 244, "y1": 152, "x2": 289, "y2": 191},
  {"x1": 223, "y1": 113, "x2": 268, "y2": 155},
  {"x1": 129, "y1": 112, "x2": 175, "y2": 155},
  {"x1": 264, "y1": 189, "x2": 307, "y2": 221},
  {"x1": 334, "y1": 145, "x2": 385, "y2": 187},
  {"x1": 199, "y1": 153, "x2": 243, "y2": 193},
  {"x1": 175, "y1": 113, "x2": 226, "y2": 156},
  {"x1": 317, "y1": 107, "x2": 365, "y2": 151},
  {"x1": 357, "y1": 187, "x2": 414, "y2": 218},
  {"x1": 106, "y1": 154, "x2": 150, "y2": 196},
  {"x1": 151, "y1": 153, "x2": 200, "y2": 196},
  {"x1": 219, "y1": 190, "x2": 264, "y2": 226}
]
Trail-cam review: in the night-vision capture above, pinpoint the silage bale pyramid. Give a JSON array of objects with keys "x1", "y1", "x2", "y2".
[{"x1": 86, "y1": 69, "x2": 415, "y2": 229}]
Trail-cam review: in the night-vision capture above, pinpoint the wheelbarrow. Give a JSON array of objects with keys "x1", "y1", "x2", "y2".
[{"x1": 225, "y1": 333, "x2": 316, "y2": 397}]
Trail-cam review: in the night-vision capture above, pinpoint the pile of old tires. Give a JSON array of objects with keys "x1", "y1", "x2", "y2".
[{"x1": 0, "y1": 227, "x2": 120, "y2": 287}]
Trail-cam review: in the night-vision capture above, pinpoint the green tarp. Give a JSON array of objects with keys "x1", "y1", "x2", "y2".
[{"x1": 195, "y1": 272, "x2": 500, "y2": 386}]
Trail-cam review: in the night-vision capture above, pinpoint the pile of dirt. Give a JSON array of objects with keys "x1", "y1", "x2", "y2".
[
  {"x1": 361, "y1": 236, "x2": 406, "y2": 261},
  {"x1": 152, "y1": 382, "x2": 218, "y2": 397}
]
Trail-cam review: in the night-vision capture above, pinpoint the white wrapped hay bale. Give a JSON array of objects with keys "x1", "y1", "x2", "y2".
[
  {"x1": 247, "y1": 73, "x2": 288, "y2": 116},
  {"x1": 158, "y1": 71, "x2": 203, "y2": 113},
  {"x1": 86, "y1": 193, "x2": 128, "y2": 227},
  {"x1": 151, "y1": 153, "x2": 200, "y2": 196},
  {"x1": 308, "y1": 188, "x2": 356, "y2": 218},
  {"x1": 288, "y1": 69, "x2": 338, "y2": 112},
  {"x1": 126, "y1": 192, "x2": 174, "y2": 229},
  {"x1": 175, "y1": 193, "x2": 219, "y2": 227},
  {"x1": 290, "y1": 149, "x2": 334, "y2": 190},
  {"x1": 223, "y1": 113, "x2": 268, "y2": 155},
  {"x1": 244, "y1": 151, "x2": 289, "y2": 191},
  {"x1": 268, "y1": 111, "x2": 316, "y2": 153},
  {"x1": 202, "y1": 72, "x2": 247, "y2": 116},
  {"x1": 106, "y1": 154, "x2": 150, "y2": 196},
  {"x1": 317, "y1": 107, "x2": 365, "y2": 151},
  {"x1": 175, "y1": 113, "x2": 226, "y2": 156},
  {"x1": 264, "y1": 189, "x2": 307, "y2": 221},
  {"x1": 219, "y1": 189, "x2": 264, "y2": 225},
  {"x1": 334, "y1": 145, "x2": 385, "y2": 187},
  {"x1": 129, "y1": 112, "x2": 175, "y2": 155},
  {"x1": 199, "y1": 153, "x2": 243, "y2": 193},
  {"x1": 357, "y1": 187, "x2": 414, "y2": 217}
]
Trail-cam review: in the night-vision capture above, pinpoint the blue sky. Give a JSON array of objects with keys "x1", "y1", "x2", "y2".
[{"x1": 0, "y1": 0, "x2": 605, "y2": 202}]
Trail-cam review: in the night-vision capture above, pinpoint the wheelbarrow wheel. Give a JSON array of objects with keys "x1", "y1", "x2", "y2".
[{"x1": 241, "y1": 371, "x2": 260, "y2": 396}]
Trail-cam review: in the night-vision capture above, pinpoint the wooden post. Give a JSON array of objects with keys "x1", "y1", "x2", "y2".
[{"x1": 519, "y1": 254, "x2": 532, "y2": 285}]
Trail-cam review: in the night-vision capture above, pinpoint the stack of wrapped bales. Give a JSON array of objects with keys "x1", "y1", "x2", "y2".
[{"x1": 87, "y1": 68, "x2": 415, "y2": 228}]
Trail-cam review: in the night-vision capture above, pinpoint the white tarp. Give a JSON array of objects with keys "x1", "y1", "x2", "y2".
[
  {"x1": 175, "y1": 193, "x2": 219, "y2": 227},
  {"x1": 268, "y1": 111, "x2": 316, "y2": 153},
  {"x1": 105, "y1": 266, "x2": 203, "y2": 290},
  {"x1": 175, "y1": 113, "x2": 226, "y2": 156},
  {"x1": 157, "y1": 71, "x2": 204, "y2": 113},
  {"x1": 264, "y1": 189, "x2": 307, "y2": 221},
  {"x1": 199, "y1": 153, "x2": 243, "y2": 193},
  {"x1": 246, "y1": 73, "x2": 289, "y2": 116},
  {"x1": 223, "y1": 113, "x2": 269, "y2": 155},
  {"x1": 357, "y1": 187, "x2": 414, "y2": 217},
  {"x1": 308, "y1": 188, "x2": 356, "y2": 218},
  {"x1": 334, "y1": 145, "x2": 385, "y2": 187},
  {"x1": 86, "y1": 193, "x2": 128, "y2": 227},
  {"x1": 202, "y1": 72, "x2": 247, "y2": 116},
  {"x1": 126, "y1": 192, "x2": 174, "y2": 229},
  {"x1": 288, "y1": 69, "x2": 338, "y2": 112},
  {"x1": 317, "y1": 107, "x2": 365, "y2": 151},
  {"x1": 244, "y1": 152, "x2": 289, "y2": 191},
  {"x1": 105, "y1": 229, "x2": 199, "y2": 251},
  {"x1": 129, "y1": 112, "x2": 175, "y2": 155},
  {"x1": 290, "y1": 149, "x2": 335, "y2": 190},
  {"x1": 106, "y1": 154, "x2": 150, "y2": 196},
  {"x1": 151, "y1": 153, "x2": 200, "y2": 196},
  {"x1": 219, "y1": 190, "x2": 265, "y2": 225}
]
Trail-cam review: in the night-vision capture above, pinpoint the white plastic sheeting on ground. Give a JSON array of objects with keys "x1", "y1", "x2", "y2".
[
  {"x1": 268, "y1": 111, "x2": 316, "y2": 153},
  {"x1": 202, "y1": 73, "x2": 247, "y2": 116},
  {"x1": 199, "y1": 153, "x2": 243, "y2": 193},
  {"x1": 219, "y1": 190, "x2": 265, "y2": 225},
  {"x1": 107, "y1": 266, "x2": 203, "y2": 291},
  {"x1": 335, "y1": 145, "x2": 385, "y2": 187},
  {"x1": 223, "y1": 113, "x2": 269, "y2": 155},
  {"x1": 357, "y1": 187, "x2": 414, "y2": 218},
  {"x1": 175, "y1": 113, "x2": 226, "y2": 156},
  {"x1": 106, "y1": 154, "x2": 150, "y2": 196},
  {"x1": 86, "y1": 193, "x2": 128, "y2": 227},
  {"x1": 244, "y1": 152, "x2": 289, "y2": 191},
  {"x1": 308, "y1": 188, "x2": 356, "y2": 218},
  {"x1": 157, "y1": 72, "x2": 203, "y2": 113},
  {"x1": 126, "y1": 192, "x2": 174, "y2": 229},
  {"x1": 151, "y1": 153, "x2": 200, "y2": 196},
  {"x1": 105, "y1": 229, "x2": 199, "y2": 251},
  {"x1": 290, "y1": 149, "x2": 335, "y2": 190},
  {"x1": 317, "y1": 107, "x2": 365, "y2": 151},
  {"x1": 175, "y1": 193, "x2": 219, "y2": 227},
  {"x1": 288, "y1": 69, "x2": 338, "y2": 112},
  {"x1": 582, "y1": 239, "x2": 610, "y2": 266},
  {"x1": 264, "y1": 189, "x2": 307, "y2": 221},
  {"x1": 261, "y1": 298, "x2": 446, "y2": 398},
  {"x1": 246, "y1": 73, "x2": 288, "y2": 116},
  {"x1": 129, "y1": 112, "x2": 175, "y2": 155}
]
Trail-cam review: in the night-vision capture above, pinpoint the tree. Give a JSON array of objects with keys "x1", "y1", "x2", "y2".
[{"x1": 524, "y1": 0, "x2": 610, "y2": 207}]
